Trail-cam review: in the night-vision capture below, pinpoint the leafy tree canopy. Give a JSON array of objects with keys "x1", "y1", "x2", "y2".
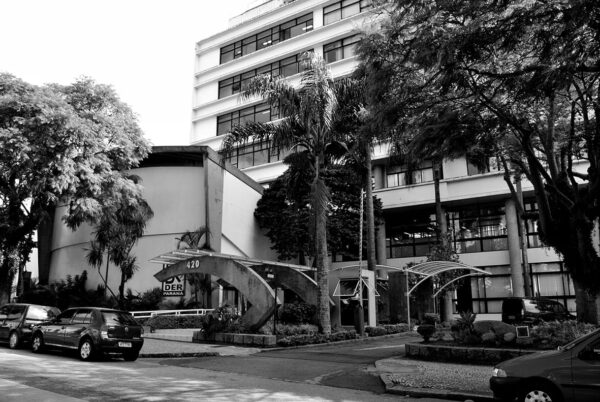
[
  {"x1": 358, "y1": 1, "x2": 600, "y2": 306},
  {"x1": 0, "y1": 73, "x2": 151, "y2": 304},
  {"x1": 255, "y1": 153, "x2": 383, "y2": 265}
]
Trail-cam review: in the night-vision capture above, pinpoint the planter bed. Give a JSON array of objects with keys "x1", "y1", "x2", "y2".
[
  {"x1": 405, "y1": 342, "x2": 537, "y2": 365},
  {"x1": 193, "y1": 331, "x2": 277, "y2": 347}
]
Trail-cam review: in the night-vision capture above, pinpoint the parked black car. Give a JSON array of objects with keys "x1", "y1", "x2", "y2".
[
  {"x1": 0, "y1": 303, "x2": 60, "y2": 349},
  {"x1": 501, "y1": 297, "x2": 575, "y2": 325},
  {"x1": 490, "y1": 328, "x2": 600, "y2": 402},
  {"x1": 31, "y1": 307, "x2": 144, "y2": 361}
]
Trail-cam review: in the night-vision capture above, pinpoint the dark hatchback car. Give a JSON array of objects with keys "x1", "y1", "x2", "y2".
[
  {"x1": 501, "y1": 297, "x2": 575, "y2": 325},
  {"x1": 31, "y1": 307, "x2": 143, "y2": 361},
  {"x1": 490, "y1": 328, "x2": 600, "y2": 402},
  {"x1": 0, "y1": 303, "x2": 60, "y2": 349}
]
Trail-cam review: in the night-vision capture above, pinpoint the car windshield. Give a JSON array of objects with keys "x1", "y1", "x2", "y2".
[
  {"x1": 102, "y1": 311, "x2": 138, "y2": 326},
  {"x1": 26, "y1": 306, "x2": 59, "y2": 320},
  {"x1": 562, "y1": 328, "x2": 600, "y2": 351}
]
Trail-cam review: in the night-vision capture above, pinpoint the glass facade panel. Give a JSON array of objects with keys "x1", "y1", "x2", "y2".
[
  {"x1": 324, "y1": 34, "x2": 360, "y2": 63},
  {"x1": 385, "y1": 161, "x2": 435, "y2": 188},
  {"x1": 220, "y1": 14, "x2": 313, "y2": 63},
  {"x1": 218, "y1": 52, "x2": 310, "y2": 99},
  {"x1": 449, "y1": 203, "x2": 507, "y2": 253},
  {"x1": 323, "y1": 0, "x2": 371, "y2": 25}
]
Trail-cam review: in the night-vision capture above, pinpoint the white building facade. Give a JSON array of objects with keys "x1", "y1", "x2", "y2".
[{"x1": 192, "y1": 0, "x2": 576, "y2": 319}]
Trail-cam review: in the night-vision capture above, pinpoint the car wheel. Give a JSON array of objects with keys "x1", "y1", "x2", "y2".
[
  {"x1": 123, "y1": 350, "x2": 139, "y2": 361},
  {"x1": 78, "y1": 338, "x2": 95, "y2": 361},
  {"x1": 520, "y1": 382, "x2": 562, "y2": 402},
  {"x1": 31, "y1": 333, "x2": 44, "y2": 353},
  {"x1": 8, "y1": 331, "x2": 20, "y2": 349}
]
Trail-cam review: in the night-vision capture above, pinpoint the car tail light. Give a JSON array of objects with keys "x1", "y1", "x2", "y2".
[{"x1": 101, "y1": 331, "x2": 108, "y2": 339}]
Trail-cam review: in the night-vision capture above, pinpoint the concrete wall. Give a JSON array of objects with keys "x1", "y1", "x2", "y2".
[{"x1": 47, "y1": 165, "x2": 206, "y2": 294}]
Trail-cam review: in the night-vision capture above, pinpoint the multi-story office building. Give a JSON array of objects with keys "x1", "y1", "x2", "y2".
[{"x1": 192, "y1": 0, "x2": 575, "y2": 317}]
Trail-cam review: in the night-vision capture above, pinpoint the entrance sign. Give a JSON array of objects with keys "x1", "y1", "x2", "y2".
[{"x1": 162, "y1": 275, "x2": 185, "y2": 296}]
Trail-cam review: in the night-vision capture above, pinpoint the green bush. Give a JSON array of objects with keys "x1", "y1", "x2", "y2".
[
  {"x1": 127, "y1": 287, "x2": 163, "y2": 311},
  {"x1": 530, "y1": 320, "x2": 598, "y2": 349},
  {"x1": 276, "y1": 330, "x2": 357, "y2": 347},
  {"x1": 275, "y1": 323, "x2": 319, "y2": 336},
  {"x1": 278, "y1": 302, "x2": 317, "y2": 324},
  {"x1": 139, "y1": 314, "x2": 206, "y2": 330},
  {"x1": 201, "y1": 305, "x2": 243, "y2": 340},
  {"x1": 473, "y1": 320, "x2": 516, "y2": 340},
  {"x1": 365, "y1": 323, "x2": 409, "y2": 337}
]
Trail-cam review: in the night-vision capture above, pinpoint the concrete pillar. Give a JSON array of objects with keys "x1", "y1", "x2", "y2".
[
  {"x1": 373, "y1": 165, "x2": 385, "y2": 190},
  {"x1": 505, "y1": 198, "x2": 525, "y2": 297},
  {"x1": 376, "y1": 222, "x2": 387, "y2": 266},
  {"x1": 389, "y1": 271, "x2": 408, "y2": 324}
]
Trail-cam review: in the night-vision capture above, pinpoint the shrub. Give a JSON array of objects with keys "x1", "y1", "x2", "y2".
[
  {"x1": 481, "y1": 331, "x2": 497, "y2": 345},
  {"x1": 417, "y1": 324, "x2": 436, "y2": 342},
  {"x1": 201, "y1": 305, "x2": 242, "y2": 340},
  {"x1": 423, "y1": 313, "x2": 440, "y2": 325},
  {"x1": 365, "y1": 323, "x2": 410, "y2": 337},
  {"x1": 473, "y1": 320, "x2": 516, "y2": 340},
  {"x1": 276, "y1": 329, "x2": 357, "y2": 347},
  {"x1": 451, "y1": 311, "x2": 478, "y2": 344},
  {"x1": 127, "y1": 287, "x2": 163, "y2": 311},
  {"x1": 278, "y1": 302, "x2": 317, "y2": 324},
  {"x1": 530, "y1": 320, "x2": 598, "y2": 349},
  {"x1": 141, "y1": 314, "x2": 206, "y2": 330},
  {"x1": 275, "y1": 323, "x2": 319, "y2": 336}
]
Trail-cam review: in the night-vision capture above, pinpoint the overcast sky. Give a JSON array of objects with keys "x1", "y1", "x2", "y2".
[{"x1": 0, "y1": 0, "x2": 252, "y2": 145}]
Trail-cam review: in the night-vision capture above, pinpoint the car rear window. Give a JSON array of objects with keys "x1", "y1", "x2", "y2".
[
  {"x1": 102, "y1": 311, "x2": 138, "y2": 326},
  {"x1": 502, "y1": 299, "x2": 523, "y2": 313}
]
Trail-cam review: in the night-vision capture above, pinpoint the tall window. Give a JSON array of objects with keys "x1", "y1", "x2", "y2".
[
  {"x1": 220, "y1": 14, "x2": 313, "y2": 63},
  {"x1": 225, "y1": 140, "x2": 282, "y2": 169},
  {"x1": 386, "y1": 160, "x2": 435, "y2": 187},
  {"x1": 530, "y1": 262, "x2": 575, "y2": 311},
  {"x1": 323, "y1": 0, "x2": 372, "y2": 25},
  {"x1": 524, "y1": 200, "x2": 542, "y2": 248},
  {"x1": 218, "y1": 51, "x2": 312, "y2": 99},
  {"x1": 470, "y1": 265, "x2": 512, "y2": 314},
  {"x1": 216, "y1": 102, "x2": 279, "y2": 136},
  {"x1": 386, "y1": 211, "x2": 436, "y2": 258},
  {"x1": 323, "y1": 34, "x2": 360, "y2": 63},
  {"x1": 448, "y1": 203, "x2": 508, "y2": 253},
  {"x1": 466, "y1": 154, "x2": 500, "y2": 176}
]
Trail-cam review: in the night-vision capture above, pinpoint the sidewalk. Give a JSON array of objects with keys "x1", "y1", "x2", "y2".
[{"x1": 141, "y1": 329, "x2": 495, "y2": 401}]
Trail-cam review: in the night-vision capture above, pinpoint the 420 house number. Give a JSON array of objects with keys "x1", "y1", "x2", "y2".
[{"x1": 186, "y1": 260, "x2": 200, "y2": 269}]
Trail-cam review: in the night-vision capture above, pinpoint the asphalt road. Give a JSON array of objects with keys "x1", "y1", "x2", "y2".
[
  {"x1": 0, "y1": 340, "x2": 453, "y2": 402},
  {"x1": 159, "y1": 335, "x2": 414, "y2": 394}
]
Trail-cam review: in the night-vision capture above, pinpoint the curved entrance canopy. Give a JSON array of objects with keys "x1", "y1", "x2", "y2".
[
  {"x1": 402, "y1": 261, "x2": 490, "y2": 297},
  {"x1": 150, "y1": 249, "x2": 331, "y2": 331}
]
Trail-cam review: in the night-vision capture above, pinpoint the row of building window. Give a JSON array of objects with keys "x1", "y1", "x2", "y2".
[
  {"x1": 218, "y1": 51, "x2": 312, "y2": 99},
  {"x1": 323, "y1": 0, "x2": 372, "y2": 25},
  {"x1": 219, "y1": 1, "x2": 371, "y2": 65},
  {"x1": 216, "y1": 102, "x2": 280, "y2": 136},
  {"x1": 225, "y1": 140, "x2": 282, "y2": 170},
  {"x1": 385, "y1": 201, "x2": 541, "y2": 258},
  {"x1": 468, "y1": 262, "x2": 575, "y2": 314},
  {"x1": 220, "y1": 13, "x2": 313, "y2": 64},
  {"x1": 218, "y1": 30, "x2": 358, "y2": 102}
]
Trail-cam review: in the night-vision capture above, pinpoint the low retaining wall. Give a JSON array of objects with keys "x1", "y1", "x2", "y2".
[
  {"x1": 405, "y1": 343, "x2": 536, "y2": 365},
  {"x1": 193, "y1": 331, "x2": 277, "y2": 347}
]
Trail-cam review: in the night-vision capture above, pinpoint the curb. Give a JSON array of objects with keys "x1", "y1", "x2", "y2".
[
  {"x1": 385, "y1": 385, "x2": 495, "y2": 402},
  {"x1": 259, "y1": 331, "x2": 418, "y2": 352},
  {"x1": 139, "y1": 352, "x2": 219, "y2": 358},
  {"x1": 380, "y1": 375, "x2": 494, "y2": 402}
]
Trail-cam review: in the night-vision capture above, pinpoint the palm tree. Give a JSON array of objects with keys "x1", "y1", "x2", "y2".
[
  {"x1": 86, "y1": 175, "x2": 154, "y2": 308},
  {"x1": 222, "y1": 54, "x2": 354, "y2": 334}
]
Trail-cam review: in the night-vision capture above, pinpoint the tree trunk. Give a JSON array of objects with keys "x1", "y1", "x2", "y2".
[
  {"x1": 315, "y1": 156, "x2": 331, "y2": 335},
  {"x1": 433, "y1": 160, "x2": 453, "y2": 323},
  {"x1": 364, "y1": 142, "x2": 377, "y2": 272},
  {"x1": 573, "y1": 278, "x2": 600, "y2": 324}
]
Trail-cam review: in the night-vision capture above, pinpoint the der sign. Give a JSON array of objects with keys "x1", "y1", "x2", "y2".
[{"x1": 162, "y1": 275, "x2": 185, "y2": 296}]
